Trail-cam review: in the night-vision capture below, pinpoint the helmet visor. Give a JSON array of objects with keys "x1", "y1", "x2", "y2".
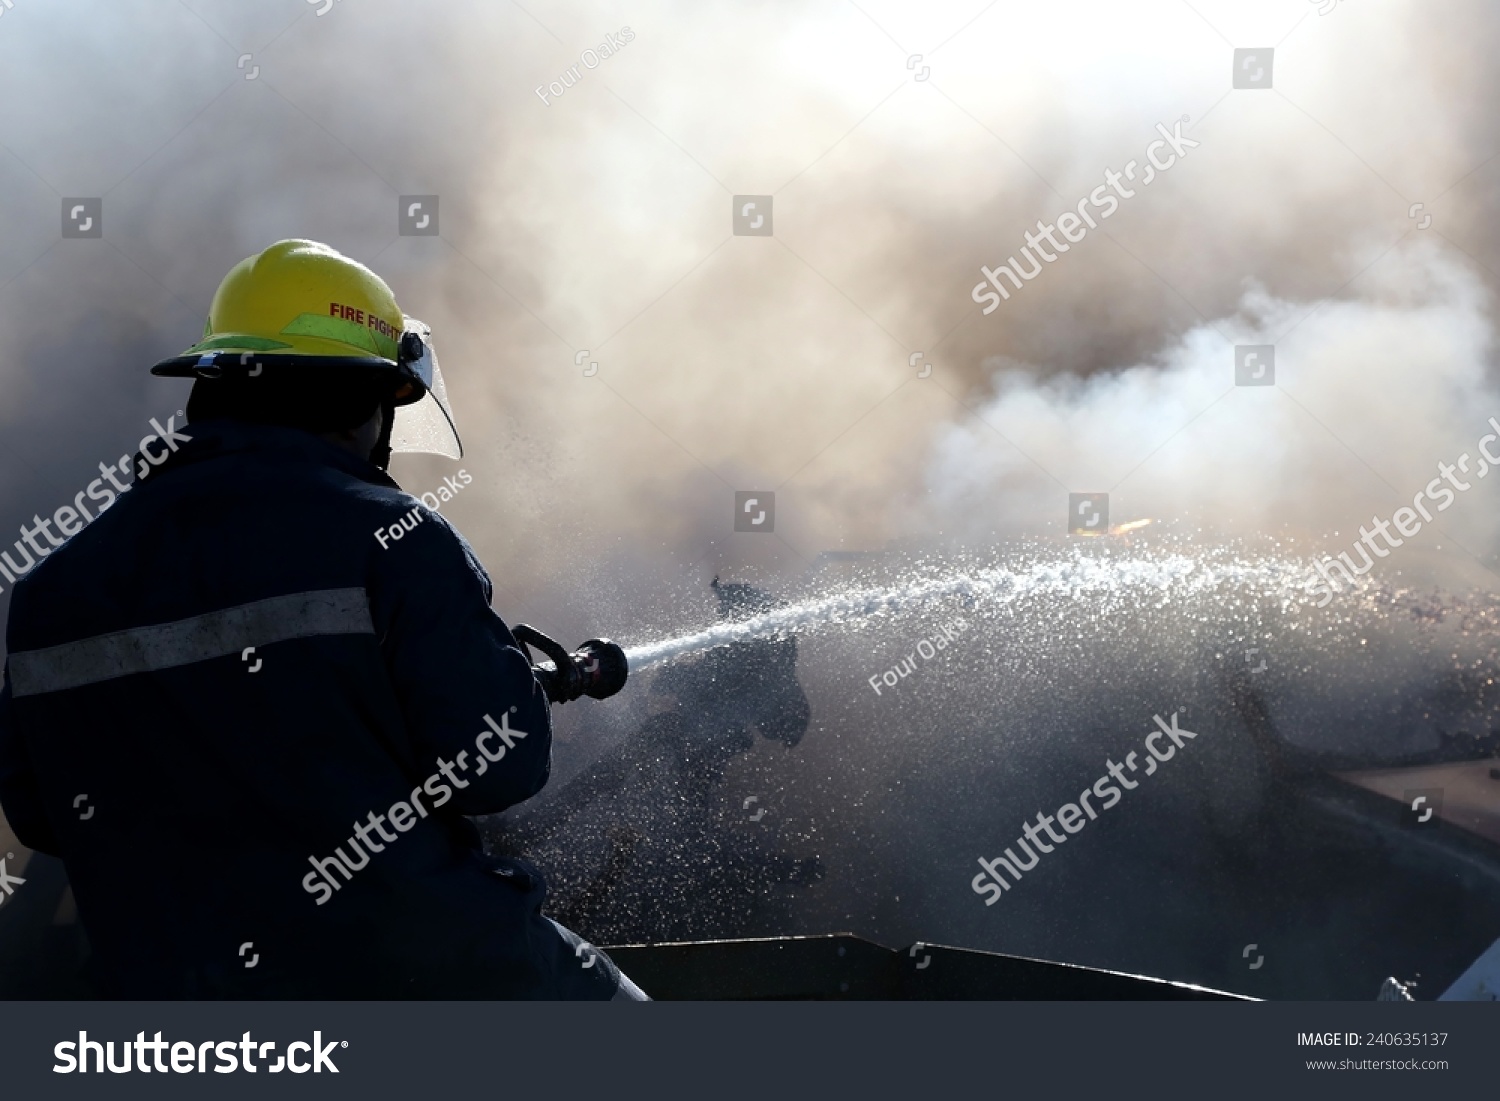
[{"x1": 391, "y1": 318, "x2": 463, "y2": 459}]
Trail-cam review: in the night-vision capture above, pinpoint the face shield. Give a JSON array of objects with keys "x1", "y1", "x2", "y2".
[{"x1": 390, "y1": 318, "x2": 463, "y2": 460}]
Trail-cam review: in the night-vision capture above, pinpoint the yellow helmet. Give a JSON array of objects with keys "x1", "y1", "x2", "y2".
[{"x1": 152, "y1": 240, "x2": 461, "y2": 458}]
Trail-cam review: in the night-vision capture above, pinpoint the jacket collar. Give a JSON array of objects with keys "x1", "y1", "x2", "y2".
[{"x1": 141, "y1": 419, "x2": 403, "y2": 491}]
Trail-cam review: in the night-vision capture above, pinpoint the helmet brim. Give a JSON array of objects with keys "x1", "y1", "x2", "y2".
[{"x1": 150, "y1": 351, "x2": 412, "y2": 391}]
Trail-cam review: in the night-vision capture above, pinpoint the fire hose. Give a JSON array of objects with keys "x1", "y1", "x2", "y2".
[{"x1": 512, "y1": 623, "x2": 628, "y2": 705}]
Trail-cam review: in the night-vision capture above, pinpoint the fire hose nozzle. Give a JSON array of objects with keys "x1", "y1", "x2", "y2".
[{"x1": 512, "y1": 624, "x2": 629, "y2": 705}]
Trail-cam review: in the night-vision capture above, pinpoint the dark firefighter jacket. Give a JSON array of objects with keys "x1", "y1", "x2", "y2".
[{"x1": 0, "y1": 419, "x2": 616, "y2": 998}]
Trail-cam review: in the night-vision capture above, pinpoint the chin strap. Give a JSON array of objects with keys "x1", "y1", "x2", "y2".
[{"x1": 369, "y1": 397, "x2": 397, "y2": 471}]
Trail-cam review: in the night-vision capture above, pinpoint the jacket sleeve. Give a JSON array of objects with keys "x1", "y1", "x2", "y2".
[
  {"x1": 0, "y1": 671, "x2": 62, "y2": 856},
  {"x1": 367, "y1": 511, "x2": 553, "y2": 816}
]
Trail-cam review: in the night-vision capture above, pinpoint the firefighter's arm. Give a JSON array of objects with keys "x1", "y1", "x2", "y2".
[
  {"x1": 368, "y1": 510, "x2": 552, "y2": 815},
  {"x1": 0, "y1": 673, "x2": 62, "y2": 856}
]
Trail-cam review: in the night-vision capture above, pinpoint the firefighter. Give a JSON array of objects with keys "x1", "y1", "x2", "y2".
[{"x1": 0, "y1": 239, "x2": 646, "y2": 999}]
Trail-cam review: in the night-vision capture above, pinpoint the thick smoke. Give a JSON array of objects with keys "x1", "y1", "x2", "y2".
[
  {"x1": 4, "y1": 1, "x2": 1500, "y2": 993},
  {"x1": 927, "y1": 243, "x2": 1500, "y2": 558},
  {"x1": 2, "y1": 1, "x2": 1499, "y2": 627}
]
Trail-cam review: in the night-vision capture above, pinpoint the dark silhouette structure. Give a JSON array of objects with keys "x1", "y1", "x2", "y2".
[{"x1": 489, "y1": 578, "x2": 818, "y2": 944}]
